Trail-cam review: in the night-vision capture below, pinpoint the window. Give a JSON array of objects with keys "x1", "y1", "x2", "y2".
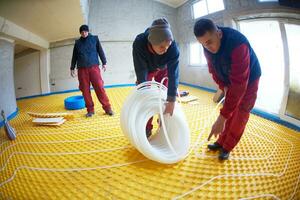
[
  {"x1": 258, "y1": 0, "x2": 278, "y2": 2},
  {"x1": 239, "y1": 19, "x2": 300, "y2": 126},
  {"x1": 239, "y1": 20, "x2": 284, "y2": 114},
  {"x1": 285, "y1": 23, "x2": 300, "y2": 120},
  {"x1": 189, "y1": 42, "x2": 207, "y2": 66},
  {"x1": 193, "y1": 0, "x2": 225, "y2": 19}
]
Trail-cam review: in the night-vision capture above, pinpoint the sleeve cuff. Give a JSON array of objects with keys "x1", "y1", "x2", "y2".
[
  {"x1": 167, "y1": 95, "x2": 176, "y2": 102},
  {"x1": 220, "y1": 109, "x2": 231, "y2": 119}
]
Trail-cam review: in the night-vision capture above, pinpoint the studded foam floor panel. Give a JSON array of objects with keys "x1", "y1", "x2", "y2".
[{"x1": 0, "y1": 85, "x2": 299, "y2": 200}]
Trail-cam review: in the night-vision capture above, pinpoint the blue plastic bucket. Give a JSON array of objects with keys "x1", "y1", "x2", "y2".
[{"x1": 64, "y1": 95, "x2": 85, "y2": 110}]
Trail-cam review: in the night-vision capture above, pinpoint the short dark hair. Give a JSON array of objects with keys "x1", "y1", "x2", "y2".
[
  {"x1": 79, "y1": 25, "x2": 89, "y2": 33},
  {"x1": 194, "y1": 18, "x2": 217, "y2": 37}
]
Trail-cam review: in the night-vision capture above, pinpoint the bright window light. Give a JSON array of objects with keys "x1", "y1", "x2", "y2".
[
  {"x1": 285, "y1": 23, "x2": 300, "y2": 120},
  {"x1": 207, "y1": 0, "x2": 225, "y2": 13},
  {"x1": 239, "y1": 20, "x2": 284, "y2": 114},
  {"x1": 259, "y1": 0, "x2": 278, "y2": 2},
  {"x1": 193, "y1": 0, "x2": 224, "y2": 19},
  {"x1": 193, "y1": 0, "x2": 207, "y2": 19},
  {"x1": 190, "y1": 42, "x2": 207, "y2": 66}
]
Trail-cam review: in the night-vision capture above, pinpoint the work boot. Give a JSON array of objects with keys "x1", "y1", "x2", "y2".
[
  {"x1": 105, "y1": 109, "x2": 114, "y2": 116},
  {"x1": 86, "y1": 112, "x2": 95, "y2": 118},
  {"x1": 219, "y1": 148, "x2": 230, "y2": 160},
  {"x1": 207, "y1": 142, "x2": 222, "y2": 151}
]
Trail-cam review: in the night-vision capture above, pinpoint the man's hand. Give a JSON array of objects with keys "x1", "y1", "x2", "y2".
[
  {"x1": 164, "y1": 101, "x2": 175, "y2": 116},
  {"x1": 102, "y1": 65, "x2": 107, "y2": 72},
  {"x1": 70, "y1": 69, "x2": 76, "y2": 78},
  {"x1": 208, "y1": 114, "x2": 226, "y2": 141},
  {"x1": 224, "y1": 87, "x2": 228, "y2": 96}
]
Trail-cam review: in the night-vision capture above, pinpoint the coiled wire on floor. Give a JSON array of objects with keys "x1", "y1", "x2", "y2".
[{"x1": 120, "y1": 81, "x2": 190, "y2": 164}]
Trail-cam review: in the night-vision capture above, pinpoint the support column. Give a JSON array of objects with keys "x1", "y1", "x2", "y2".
[
  {"x1": 0, "y1": 37, "x2": 17, "y2": 123},
  {"x1": 40, "y1": 49, "x2": 50, "y2": 94}
]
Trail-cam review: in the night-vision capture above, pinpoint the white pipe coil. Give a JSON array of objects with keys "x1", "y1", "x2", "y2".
[{"x1": 120, "y1": 81, "x2": 190, "y2": 164}]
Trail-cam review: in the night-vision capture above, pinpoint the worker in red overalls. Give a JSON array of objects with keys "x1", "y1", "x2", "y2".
[
  {"x1": 194, "y1": 19, "x2": 261, "y2": 160},
  {"x1": 70, "y1": 25, "x2": 113, "y2": 117}
]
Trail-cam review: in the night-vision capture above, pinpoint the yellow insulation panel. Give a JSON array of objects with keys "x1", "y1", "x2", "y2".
[{"x1": 0, "y1": 85, "x2": 299, "y2": 199}]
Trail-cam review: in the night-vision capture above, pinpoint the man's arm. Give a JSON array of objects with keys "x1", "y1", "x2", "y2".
[
  {"x1": 96, "y1": 36, "x2": 107, "y2": 65},
  {"x1": 220, "y1": 44, "x2": 250, "y2": 119},
  {"x1": 132, "y1": 42, "x2": 148, "y2": 84},
  {"x1": 162, "y1": 44, "x2": 179, "y2": 116},
  {"x1": 70, "y1": 43, "x2": 77, "y2": 70},
  {"x1": 166, "y1": 54, "x2": 179, "y2": 102}
]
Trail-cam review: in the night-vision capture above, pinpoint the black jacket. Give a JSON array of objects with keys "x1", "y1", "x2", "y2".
[
  {"x1": 132, "y1": 29, "x2": 180, "y2": 101},
  {"x1": 71, "y1": 34, "x2": 106, "y2": 69}
]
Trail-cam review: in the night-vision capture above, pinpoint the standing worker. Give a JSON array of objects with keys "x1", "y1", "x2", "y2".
[
  {"x1": 194, "y1": 18, "x2": 261, "y2": 160},
  {"x1": 71, "y1": 25, "x2": 114, "y2": 117},
  {"x1": 132, "y1": 18, "x2": 180, "y2": 138}
]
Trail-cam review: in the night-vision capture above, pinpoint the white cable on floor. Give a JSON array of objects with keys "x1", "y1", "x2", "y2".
[
  {"x1": 239, "y1": 194, "x2": 281, "y2": 200},
  {"x1": 0, "y1": 159, "x2": 148, "y2": 187},
  {"x1": 120, "y1": 80, "x2": 190, "y2": 164},
  {"x1": 0, "y1": 146, "x2": 132, "y2": 172},
  {"x1": 182, "y1": 96, "x2": 225, "y2": 158},
  {"x1": 196, "y1": 130, "x2": 278, "y2": 160},
  {"x1": 0, "y1": 135, "x2": 122, "y2": 157},
  {"x1": 173, "y1": 118, "x2": 296, "y2": 200},
  {"x1": 0, "y1": 128, "x2": 123, "y2": 150},
  {"x1": 1, "y1": 86, "x2": 299, "y2": 199}
]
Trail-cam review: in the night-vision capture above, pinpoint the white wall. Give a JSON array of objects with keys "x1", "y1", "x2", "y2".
[
  {"x1": 49, "y1": 42, "x2": 78, "y2": 92},
  {"x1": 48, "y1": 0, "x2": 299, "y2": 94},
  {"x1": 49, "y1": 0, "x2": 178, "y2": 92},
  {"x1": 14, "y1": 51, "x2": 41, "y2": 98},
  {"x1": 100, "y1": 41, "x2": 136, "y2": 85},
  {"x1": 50, "y1": 40, "x2": 135, "y2": 91},
  {"x1": 89, "y1": 0, "x2": 178, "y2": 86},
  {"x1": 80, "y1": 0, "x2": 90, "y2": 24}
]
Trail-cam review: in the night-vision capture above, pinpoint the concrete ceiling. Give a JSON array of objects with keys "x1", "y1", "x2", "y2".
[
  {"x1": 153, "y1": 0, "x2": 188, "y2": 8},
  {"x1": 0, "y1": 0, "x2": 186, "y2": 44},
  {"x1": 0, "y1": 0, "x2": 84, "y2": 42}
]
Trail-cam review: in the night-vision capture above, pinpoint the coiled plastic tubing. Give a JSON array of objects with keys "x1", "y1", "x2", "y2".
[{"x1": 120, "y1": 81, "x2": 190, "y2": 164}]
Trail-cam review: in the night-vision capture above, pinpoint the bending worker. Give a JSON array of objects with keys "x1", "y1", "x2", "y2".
[
  {"x1": 194, "y1": 18, "x2": 261, "y2": 160},
  {"x1": 132, "y1": 18, "x2": 180, "y2": 138}
]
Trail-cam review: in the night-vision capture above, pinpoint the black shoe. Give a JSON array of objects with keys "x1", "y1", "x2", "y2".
[
  {"x1": 146, "y1": 129, "x2": 152, "y2": 138},
  {"x1": 86, "y1": 112, "x2": 95, "y2": 117},
  {"x1": 207, "y1": 142, "x2": 222, "y2": 151},
  {"x1": 219, "y1": 148, "x2": 230, "y2": 160},
  {"x1": 105, "y1": 110, "x2": 114, "y2": 116}
]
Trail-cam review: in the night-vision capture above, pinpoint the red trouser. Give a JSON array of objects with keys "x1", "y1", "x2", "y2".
[
  {"x1": 146, "y1": 68, "x2": 168, "y2": 131},
  {"x1": 217, "y1": 78, "x2": 260, "y2": 152},
  {"x1": 77, "y1": 65, "x2": 111, "y2": 113}
]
